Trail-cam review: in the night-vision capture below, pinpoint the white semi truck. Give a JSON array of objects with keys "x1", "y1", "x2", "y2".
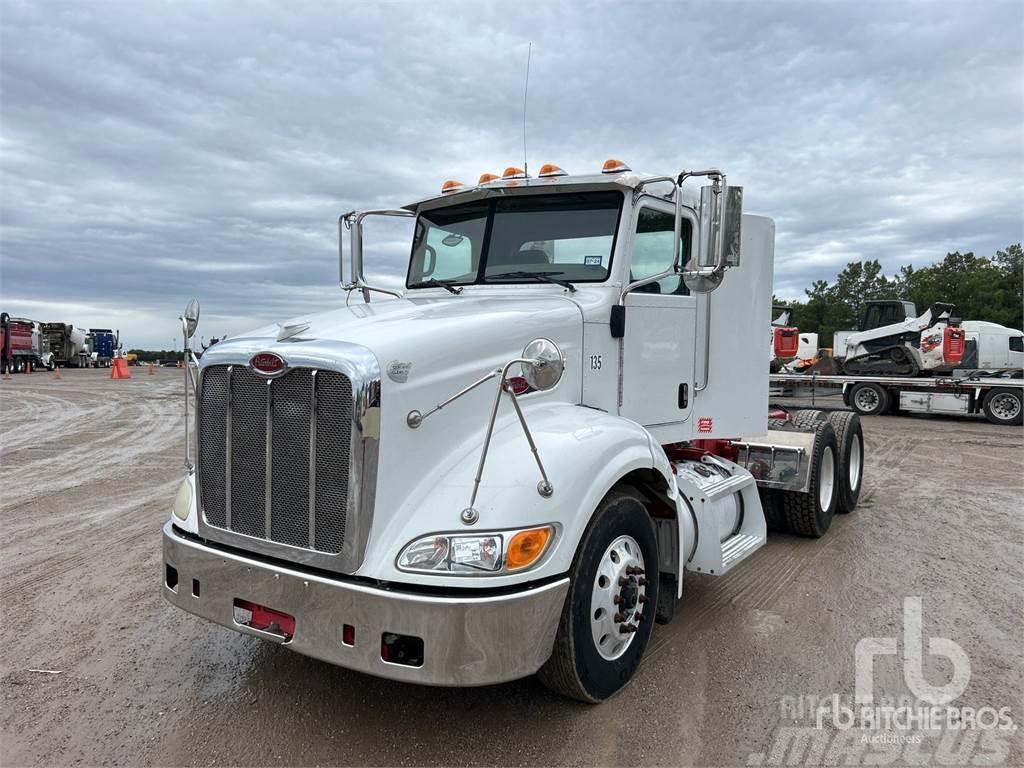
[{"x1": 162, "y1": 160, "x2": 866, "y2": 701}]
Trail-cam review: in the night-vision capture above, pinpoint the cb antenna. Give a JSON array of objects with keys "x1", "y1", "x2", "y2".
[{"x1": 522, "y1": 41, "x2": 532, "y2": 177}]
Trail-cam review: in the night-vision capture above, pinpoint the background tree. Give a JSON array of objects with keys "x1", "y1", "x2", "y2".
[{"x1": 783, "y1": 243, "x2": 1022, "y2": 346}]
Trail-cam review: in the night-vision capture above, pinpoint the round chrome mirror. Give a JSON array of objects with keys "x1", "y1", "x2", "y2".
[
  {"x1": 521, "y1": 338, "x2": 564, "y2": 391},
  {"x1": 183, "y1": 298, "x2": 201, "y2": 339}
]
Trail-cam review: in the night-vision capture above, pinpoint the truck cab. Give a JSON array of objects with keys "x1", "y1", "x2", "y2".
[{"x1": 163, "y1": 160, "x2": 859, "y2": 701}]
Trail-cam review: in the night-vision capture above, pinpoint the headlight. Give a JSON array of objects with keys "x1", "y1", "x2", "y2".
[
  {"x1": 172, "y1": 477, "x2": 193, "y2": 521},
  {"x1": 397, "y1": 525, "x2": 554, "y2": 574}
]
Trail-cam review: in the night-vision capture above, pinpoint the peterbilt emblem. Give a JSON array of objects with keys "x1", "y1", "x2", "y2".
[
  {"x1": 387, "y1": 361, "x2": 412, "y2": 383},
  {"x1": 250, "y1": 352, "x2": 287, "y2": 375}
]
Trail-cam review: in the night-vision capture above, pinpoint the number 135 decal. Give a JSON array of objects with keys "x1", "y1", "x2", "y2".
[{"x1": 589, "y1": 355, "x2": 603, "y2": 370}]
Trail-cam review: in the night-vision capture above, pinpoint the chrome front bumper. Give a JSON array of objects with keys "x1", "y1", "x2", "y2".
[{"x1": 162, "y1": 522, "x2": 569, "y2": 686}]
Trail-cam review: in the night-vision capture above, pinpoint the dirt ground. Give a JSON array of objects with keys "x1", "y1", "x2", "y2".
[{"x1": 1, "y1": 368, "x2": 1022, "y2": 767}]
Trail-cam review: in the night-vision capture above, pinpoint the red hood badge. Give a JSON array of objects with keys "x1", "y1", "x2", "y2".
[{"x1": 250, "y1": 352, "x2": 286, "y2": 375}]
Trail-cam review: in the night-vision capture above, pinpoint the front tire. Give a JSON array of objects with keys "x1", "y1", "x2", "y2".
[
  {"x1": 538, "y1": 490, "x2": 659, "y2": 703},
  {"x1": 982, "y1": 388, "x2": 1023, "y2": 426},
  {"x1": 848, "y1": 382, "x2": 889, "y2": 416}
]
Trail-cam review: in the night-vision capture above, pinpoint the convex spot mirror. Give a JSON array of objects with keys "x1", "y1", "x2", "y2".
[
  {"x1": 183, "y1": 298, "x2": 201, "y2": 339},
  {"x1": 521, "y1": 338, "x2": 564, "y2": 391}
]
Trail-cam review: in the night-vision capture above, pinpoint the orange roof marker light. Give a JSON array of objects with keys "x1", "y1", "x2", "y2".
[
  {"x1": 502, "y1": 166, "x2": 528, "y2": 179},
  {"x1": 537, "y1": 163, "x2": 567, "y2": 178},
  {"x1": 440, "y1": 179, "x2": 465, "y2": 194},
  {"x1": 478, "y1": 172, "x2": 501, "y2": 184},
  {"x1": 601, "y1": 158, "x2": 631, "y2": 174}
]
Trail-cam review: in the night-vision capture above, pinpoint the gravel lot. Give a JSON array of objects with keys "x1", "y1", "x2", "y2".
[{"x1": 2, "y1": 368, "x2": 1022, "y2": 767}]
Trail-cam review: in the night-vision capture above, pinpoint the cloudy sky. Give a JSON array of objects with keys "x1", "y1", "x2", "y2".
[{"x1": 2, "y1": 1, "x2": 1021, "y2": 349}]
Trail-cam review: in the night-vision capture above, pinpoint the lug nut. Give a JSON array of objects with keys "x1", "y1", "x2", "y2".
[
  {"x1": 613, "y1": 594, "x2": 621, "y2": 605},
  {"x1": 619, "y1": 576, "x2": 629, "y2": 586},
  {"x1": 638, "y1": 577, "x2": 648, "y2": 586},
  {"x1": 638, "y1": 595, "x2": 647, "y2": 604},
  {"x1": 614, "y1": 612, "x2": 626, "y2": 623}
]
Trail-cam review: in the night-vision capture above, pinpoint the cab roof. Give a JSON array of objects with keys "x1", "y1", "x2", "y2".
[{"x1": 404, "y1": 171, "x2": 700, "y2": 213}]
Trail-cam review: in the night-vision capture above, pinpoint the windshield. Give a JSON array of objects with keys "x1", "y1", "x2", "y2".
[{"x1": 407, "y1": 191, "x2": 623, "y2": 288}]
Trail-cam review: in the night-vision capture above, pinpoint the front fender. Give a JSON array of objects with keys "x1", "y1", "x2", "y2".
[{"x1": 360, "y1": 401, "x2": 673, "y2": 587}]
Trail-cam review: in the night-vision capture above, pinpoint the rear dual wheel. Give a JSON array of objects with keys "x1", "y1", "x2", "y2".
[
  {"x1": 539, "y1": 490, "x2": 658, "y2": 703},
  {"x1": 780, "y1": 420, "x2": 839, "y2": 537}
]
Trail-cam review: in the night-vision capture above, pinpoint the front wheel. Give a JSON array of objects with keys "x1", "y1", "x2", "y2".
[
  {"x1": 848, "y1": 382, "x2": 889, "y2": 416},
  {"x1": 538, "y1": 490, "x2": 659, "y2": 702},
  {"x1": 982, "y1": 388, "x2": 1023, "y2": 426}
]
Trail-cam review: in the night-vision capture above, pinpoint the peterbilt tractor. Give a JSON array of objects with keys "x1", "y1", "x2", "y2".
[{"x1": 162, "y1": 160, "x2": 866, "y2": 701}]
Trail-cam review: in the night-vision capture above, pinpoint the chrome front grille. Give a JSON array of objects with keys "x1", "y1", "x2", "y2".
[{"x1": 198, "y1": 364, "x2": 354, "y2": 555}]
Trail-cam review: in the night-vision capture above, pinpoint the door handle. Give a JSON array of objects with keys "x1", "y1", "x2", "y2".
[{"x1": 678, "y1": 383, "x2": 688, "y2": 409}]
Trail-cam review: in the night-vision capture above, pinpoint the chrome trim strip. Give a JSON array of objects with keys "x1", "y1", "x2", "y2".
[
  {"x1": 225, "y1": 365, "x2": 232, "y2": 529},
  {"x1": 264, "y1": 378, "x2": 273, "y2": 538},
  {"x1": 308, "y1": 369, "x2": 318, "y2": 548},
  {"x1": 196, "y1": 340, "x2": 381, "y2": 575}
]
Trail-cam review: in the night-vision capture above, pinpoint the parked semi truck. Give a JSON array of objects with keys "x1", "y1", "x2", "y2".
[
  {"x1": 42, "y1": 323, "x2": 91, "y2": 368},
  {"x1": 163, "y1": 160, "x2": 868, "y2": 701},
  {"x1": 1, "y1": 314, "x2": 55, "y2": 372},
  {"x1": 87, "y1": 328, "x2": 119, "y2": 367}
]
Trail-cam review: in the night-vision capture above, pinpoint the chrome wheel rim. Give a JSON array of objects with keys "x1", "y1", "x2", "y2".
[
  {"x1": 590, "y1": 535, "x2": 647, "y2": 661},
  {"x1": 819, "y1": 446, "x2": 836, "y2": 511},
  {"x1": 855, "y1": 388, "x2": 879, "y2": 413},
  {"x1": 991, "y1": 393, "x2": 1021, "y2": 421},
  {"x1": 848, "y1": 436, "x2": 862, "y2": 491}
]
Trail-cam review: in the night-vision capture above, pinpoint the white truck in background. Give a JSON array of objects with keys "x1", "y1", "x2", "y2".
[
  {"x1": 162, "y1": 159, "x2": 867, "y2": 702},
  {"x1": 773, "y1": 301, "x2": 1023, "y2": 425}
]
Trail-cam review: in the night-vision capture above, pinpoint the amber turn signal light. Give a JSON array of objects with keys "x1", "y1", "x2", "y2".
[{"x1": 505, "y1": 527, "x2": 553, "y2": 570}]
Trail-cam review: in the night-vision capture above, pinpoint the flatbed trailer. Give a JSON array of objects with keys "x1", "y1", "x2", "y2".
[{"x1": 769, "y1": 371, "x2": 1024, "y2": 426}]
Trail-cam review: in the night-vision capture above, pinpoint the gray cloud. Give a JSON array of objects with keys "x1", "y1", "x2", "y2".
[{"x1": 1, "y1": 0, "x2": 1021, "y2": 346}]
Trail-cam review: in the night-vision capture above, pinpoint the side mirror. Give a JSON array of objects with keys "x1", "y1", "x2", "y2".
[
  {"x1": 183, "y1": 298, "x2": 201, "y2": 339},
  {"x1": 521, "y1": 338, "x2": 564, "y2": 391},
  {"x1": 696, "y1": 185, "x2": 743, "y2": 269}
]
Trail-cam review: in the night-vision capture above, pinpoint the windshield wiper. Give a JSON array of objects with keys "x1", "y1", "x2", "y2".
[
  {"x1": 488, "y1": 271, "x2": 576, "y2": 293},
  {"x1": 408, "y1": 278, "x2": 463, "y2": 295}
]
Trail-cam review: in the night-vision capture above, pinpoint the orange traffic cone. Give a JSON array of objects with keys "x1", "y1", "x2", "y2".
[
  {"x1": 176, "y1": 360, "x2": 183, "y2": 369},
  {"x1": 2, "y1": 365, "x2": 10, "y2": 381},
  {"x1": 110, "y1": 358, "x2": 131, "y2": 379},
  {"x1": 53, "y1": 367, "x2": 62, "y2": 380},
  {"x1": 148, "y1": 363, "x2": 155, "y2": 375},
  {"x1": 25, "y1": 360, "x2": 32, "y2": 374}
]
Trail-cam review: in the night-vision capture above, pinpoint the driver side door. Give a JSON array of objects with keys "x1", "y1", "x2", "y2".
[{"x1": 619, "y1": 204, "x2": 697, "y2": 430}]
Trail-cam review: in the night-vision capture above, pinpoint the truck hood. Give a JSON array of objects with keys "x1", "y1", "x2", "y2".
[{"x1": 202, "y1": 294, "x2": 585, "y2": 399}]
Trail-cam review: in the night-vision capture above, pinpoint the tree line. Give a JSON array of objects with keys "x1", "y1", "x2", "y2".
[{"x1": 776, "y1": 244, "x2": 1022, "y2": 345}]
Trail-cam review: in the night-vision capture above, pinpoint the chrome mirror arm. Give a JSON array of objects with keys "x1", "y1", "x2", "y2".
[
  {"x1": 406, "y1": 369, "x2": 502, "y2": 429},
  {"x1": 339, "y1": 209, "x2": 414, "y2": 303},
  {"x1": 618, "y1": 169, "x2": 727, "y2": 306},
  {"x1": 461, "y1": 357, "x2": 553, "y2": 526},
  {"x1": 179, "y1": 315, "x2": 194, "y2": 472},
  {"x1": 406, "y1": 358, "x2": 556, "y2": 527}
]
